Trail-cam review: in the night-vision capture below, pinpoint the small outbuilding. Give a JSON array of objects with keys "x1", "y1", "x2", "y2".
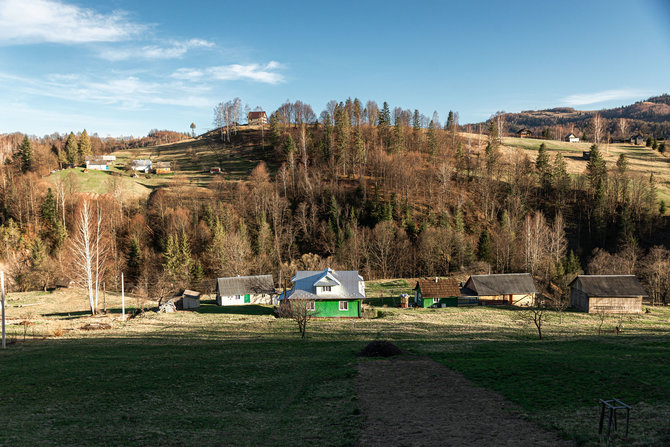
[
  {"x1": 414, "y1": 277, "x2": 460, "y2": 308},
  {"x1": 517, "y1": 128, "x2": 532, "y2": 138},
  {"x1": 463, "y1": 273, "x2": 537, "y2": 306},
  {"x1": 216, "y1": 275, "x2": 275, "y2": 305},
  {"x1": 154, "y1": 161, "x2": 172, "y2": 174},
  {"x1": 565, "y1": 133, "x2": 580, "y2": 143},
  {"x1": 176, "y1": 290, "x2": 201, "y2": 310},
  {"x1": 569, "y1": 275, "x2": 646, "y2": 313},
  {"x1": 630, "y1": 134, "x2": 645, "y2": 145}
]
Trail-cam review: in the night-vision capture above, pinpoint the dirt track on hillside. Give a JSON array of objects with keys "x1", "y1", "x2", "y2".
[{"x1": 356, "y1": 357, "x2": 574, "y2": 446}]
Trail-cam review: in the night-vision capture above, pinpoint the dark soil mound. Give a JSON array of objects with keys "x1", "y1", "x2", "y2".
[{"x1": 359, "y1": 340, "x2": 402, "y2": 357}]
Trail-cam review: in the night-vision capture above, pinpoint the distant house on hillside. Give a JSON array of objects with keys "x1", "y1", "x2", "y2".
[
  {"x1": 210, "y1": 167, "x2": 222, "y2": 174},
  {"x1": 565, "y1": 133, "x2": 580, "y2": 143},
  {"x1": 248, "y1": 111, "x2": 268, "y2": 126},
  {"x1": 462, "y1": 273, "x2": 537, "y2": 306},
  {"x1": 85, "y1": 155, "x2": 116, "y2": 164},
  {"x1": 569, "y1": 275, "x2": 646, "y2": 314},
  {"x1": 279, "y1": 268, "x2": 365, "y2": 318},
  {"x1": 630, "y1": 134, "x2": 644, "y2": 145},
  {"x1": 516, "y1": 128, "x2": 532, "y2": 138},
  {"x1": 85, "y1": 158, "x2": 109, "y2": 171},
  {"x1": 216, "y1": 275, "x2": 275, "y2": 306},
  {"x1": 414, "y1": 277, "x2": 460, "y2": 308},
  {"x1": 131, "y1": 159, "x2": 152, "y2": 173},
  {"x1": 154, "y1": 161, "x2": 172, "y2": 174}
]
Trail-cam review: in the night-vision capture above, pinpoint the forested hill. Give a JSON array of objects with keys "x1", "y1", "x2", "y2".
[{"x1": 496, "y1": 94, "x2": 670, "y2": 138}]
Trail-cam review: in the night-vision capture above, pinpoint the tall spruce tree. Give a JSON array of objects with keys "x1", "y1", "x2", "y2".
[
  {"x1": 64, "y1": 132, "x2": 79, "y2": 164},
  {"x1": 78, "y1": 129, "x2": 92, "y2": 160},
  {"x1": 18, "y1": 135, "x2": 32, "y2": 172},
  {"x1": 535, "y1": 143, "x2": 551, "y2": 189}
]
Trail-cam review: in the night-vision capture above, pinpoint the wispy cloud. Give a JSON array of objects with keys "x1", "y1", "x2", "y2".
[
  {"x1": 561, "y1": 89, "x2": 650, "y2": 107},
  {"x1": 0, "y1": 0, "x2": 145, "y2": 44},
  {"x1": 171, "y1": 61, "x2": 285, "y2": 84},
  {"x1": 0, "y1": 71, "x2": 210, "y2": 109},
  {"x1": 99, "y1": 38, "x2": 215, "y2": 61}
]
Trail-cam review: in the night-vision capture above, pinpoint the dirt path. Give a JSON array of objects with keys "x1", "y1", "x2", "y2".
[{"x1": 356, "y1": 357, "x2": 574, "y2": 446}]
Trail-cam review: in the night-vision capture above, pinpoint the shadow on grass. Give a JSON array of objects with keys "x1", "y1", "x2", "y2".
[{"x1": 196, "y1": 301, "x2": 274, "y2": 316}]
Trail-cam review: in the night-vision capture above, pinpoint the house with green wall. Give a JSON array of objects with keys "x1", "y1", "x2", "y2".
[
  {"x1": 216, "y1": 275, "x2": 275, "y2": 306},
  {"x1": 280, "y1": 268, "x2": 365, "y2": 318},
  {"x1": 414, "y1": 277, "x2": 461, "y2": 308}
]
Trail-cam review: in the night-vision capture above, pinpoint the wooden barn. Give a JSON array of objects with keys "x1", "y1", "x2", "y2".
[
  {"x1": 463, "y1": 273, "x2": 537, "y2": 306},
  {"x1": 414, "y1": 277, "x2": 460, "y2": 308},
  {"x1": 630, "y1": 134, "x2": 645, "y2": 145},
  {"x1": 516, "y1": 128, "x2": 532, "y2": 138},
  {"x1": 174, "y1": 290, "x2": 201, "y2": 310},
  {"x1": 569, "y1": 275, "x2": 646, "y2": 313},
  {"x1": 154, "y1": 162, "x2": 172, "y2": 174},
  {"x1": 216, "y1": 275, "x2": 275, "y2": 305},
  {"x1": 279, "y1": 268, "x2": 365, "y2": 318}
]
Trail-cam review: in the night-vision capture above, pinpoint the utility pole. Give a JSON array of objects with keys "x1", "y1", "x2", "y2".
[
  {"x1": 1, "y1": 271, "x2": 5, "y2": 349},
  {"x1": 121, "y1": 272, "x2": 125, "y2": 322}
]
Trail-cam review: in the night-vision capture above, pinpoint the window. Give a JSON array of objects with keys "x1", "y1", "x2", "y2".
[
  {"x1": 306, "y1": 301, "x2": 315, "y2": 311},
  {"x1": 322, "y1": 286, "x2": 332, "y2": 292},
  {"x1": 339, "y1": 301, "x2": 348, "y2": 311},
  {"x1": 235, "y1": 295, "x2": 241, "y2": 300}
]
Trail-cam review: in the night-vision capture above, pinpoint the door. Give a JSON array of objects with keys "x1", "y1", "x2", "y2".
[{"x1": 244, "y1": 294, "x2": 250, "y2": 304}]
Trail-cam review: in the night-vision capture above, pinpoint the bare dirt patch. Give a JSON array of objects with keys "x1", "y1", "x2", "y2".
[{"x1": 356, "y1": 357, "x2": 574, "y2": 446}]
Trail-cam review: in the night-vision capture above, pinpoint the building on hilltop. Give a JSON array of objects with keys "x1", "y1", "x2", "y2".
[
  {"x1": 248, "y1": 111, "x2": 268, "y2": 126},
  {"x1": 516, "y1": 128, "x2": 532, "y2": 138}
]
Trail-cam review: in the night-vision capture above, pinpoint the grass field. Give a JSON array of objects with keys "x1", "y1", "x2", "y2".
[{"x1": 1, "y1": 289, "x2": 669, "y2": 446}]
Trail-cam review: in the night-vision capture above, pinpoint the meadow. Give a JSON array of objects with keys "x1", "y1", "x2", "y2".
[{"x1": 1, "y1": 288, "x2": 669, "y2": 446}]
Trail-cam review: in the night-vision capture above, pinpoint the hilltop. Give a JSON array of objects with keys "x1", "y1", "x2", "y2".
[{"x1": 498, "y1": 94, "x2": 670, "y2": 137}]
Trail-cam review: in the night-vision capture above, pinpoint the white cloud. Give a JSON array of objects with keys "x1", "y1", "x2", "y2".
[
  {"x1": 99, "y1": 38, "x2": 215, "y2": 61},
  {"x1": 0, "y1": 71, "x2": 210, "y2": 109},
  {"x1": 561, "y1": 89, "x2": 650, "y2": 107},
  {"x1": 0, "y1": 0, "x2": 145, "y2": 44},
  {"x1": 172, "y1": 61, "x2": 285, "y2": 84}
]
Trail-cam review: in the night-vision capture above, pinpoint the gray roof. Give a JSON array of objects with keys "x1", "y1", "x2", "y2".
[
  {"x1": 285, "y1": 268, "x2": 365, "y2": 300},
  {"x1": 466, "y1": 273, "x2": 537, "y2": 296},
  {"x1": 570, "y1": 275, "x2": 647, "y2": 297},
  {"x1": 131, "y1": 159, "x2": 152, "y2": 166},
  {"x1": 216, "y1": 275, "x2": 274, "y2": 296}
]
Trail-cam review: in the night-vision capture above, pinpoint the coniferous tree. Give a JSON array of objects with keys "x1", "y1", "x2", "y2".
[
  {"x1": 586, "y1": 144, "x2": 607, "y2": 191},
  {"x1": 78, "y1": 129, "x2": 92, "y2": 160},
  {"x1": 18, "y1": 136, "x2": 32, "y2": 172},
  {"x1": 64, "y1": 132, "x2": 79, "y2": 164},
  {"x1": 535, "y1": 143, "x2": 551, "y2": 189},
  {"x1": 127, "y1": 236, "x2": 142, "y2": 283},
  {"x1": 477, "y1": 229, "x2": 492, "y2": 264}
]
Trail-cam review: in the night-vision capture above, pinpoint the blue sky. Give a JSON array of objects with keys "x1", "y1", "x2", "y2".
[{"x1": 0, "y1": 0, "x2": 669, "y2": 137}]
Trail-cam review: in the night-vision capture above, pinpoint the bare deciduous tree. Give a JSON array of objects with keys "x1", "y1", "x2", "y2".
[{"x1": 278, "y1": 299, "x2": 315, "y2": 339}]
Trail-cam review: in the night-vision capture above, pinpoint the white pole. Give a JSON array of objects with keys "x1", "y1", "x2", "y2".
[
  {"x1": 2, "y1": 271, "x2": 5, "y2": 349},
  {"x1": 121, "y1": 272, "x2": 125, "y2": 322}
]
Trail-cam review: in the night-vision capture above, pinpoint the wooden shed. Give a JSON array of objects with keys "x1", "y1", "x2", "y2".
[
  {"x1": 463, "y1": 273, "x2": 537, "y2": 306},
  {"x1": 569, "y1": 275, "x2": 646, "y2": 313},
  {"x1": 517, "y1": 128, "x2": 532, "y2": 138},
  {"x1": 414, "y1": 277, "x2": 460, "y2": 308},
  {"x1": 154, "y1": 162, "x2": 172, "y2": 174}
]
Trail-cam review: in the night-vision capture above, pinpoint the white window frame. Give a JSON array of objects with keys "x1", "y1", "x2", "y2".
[
  {"x1": 339, "y1": 300, "x2": 348, "y2": 311},
  {"x1": 322, "y1": 286, "x2": 332, "y2": 292},
  {"x1": 306, "y1": 301, "x2": 315, "y2": 311},
  {"x1": 235, "y1": 295, "x2": 241, "y2": 300}
]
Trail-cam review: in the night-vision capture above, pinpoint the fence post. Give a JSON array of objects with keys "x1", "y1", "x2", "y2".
[
  {"x1": 121, "y1": 272, "x2": 125, "y2": 322},
  {"x1": 1, "y1": 271, "x2": 5, "y2": 349}
]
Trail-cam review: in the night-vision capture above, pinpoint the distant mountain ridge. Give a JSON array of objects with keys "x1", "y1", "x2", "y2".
[{"x1": 498, "y1": 94, "x2": 670, "y2": 138}]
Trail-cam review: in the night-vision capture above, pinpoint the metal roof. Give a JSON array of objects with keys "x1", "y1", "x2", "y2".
[
  {"x1": 286, "y1": 268, "x2": 365, "y2": 300},
  {"x1": 570, "y1": 275, "x2": 647, "y2": 297},
  {"x1": 466, "y1": 273, "x2": 537, "y2": 296},
  {"x1": 216, "y1": 275, "x2": 275, "y2": 296}
]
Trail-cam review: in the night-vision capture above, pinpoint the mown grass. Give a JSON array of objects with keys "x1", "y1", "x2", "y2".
[{"x1": 1, "y1": 289, "x2": 669, "y2": 446}]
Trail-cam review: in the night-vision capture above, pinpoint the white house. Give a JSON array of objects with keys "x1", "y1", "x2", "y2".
[
  {"x1": 131, "y1": 159, "x2": 152, "y2": 173},
  {"x1": 565, "y1": 133, "x2": 580, "y2": 143},
  {"x1": 85, "y1": 159, "x2": 109, "y2": 171},
  {"x1": 216, "y1": 275, "x2": 275, "y2": 305}
]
